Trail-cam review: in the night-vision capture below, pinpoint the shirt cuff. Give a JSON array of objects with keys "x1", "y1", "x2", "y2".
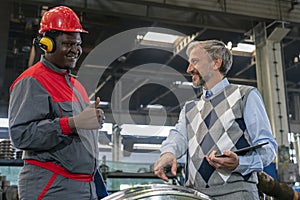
[
  {"x1": 59, "y1": 117, "x2": 73, "y2": 135},
  {"x1": 233, "y1": 155, "x2": 253, "y2": 175},
  {"x1": 160, "y1": 146, "x2": 177, "y2": 157},
  {"x1": 232, "y1": 155, "x2": 263, "y2": 176}
]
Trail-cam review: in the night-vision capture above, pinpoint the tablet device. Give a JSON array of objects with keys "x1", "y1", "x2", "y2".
[{"x1": 215, "y1": 142, "x2": 269, "y2": 157}]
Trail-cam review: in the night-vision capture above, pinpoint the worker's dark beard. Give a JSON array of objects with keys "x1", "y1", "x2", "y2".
[{"x1": 192, "y1": 74, "x2": 205, "y2": 89}]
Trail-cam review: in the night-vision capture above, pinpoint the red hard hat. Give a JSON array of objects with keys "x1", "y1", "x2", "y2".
[{"x1": 39, "y1": 6, "x2": 88, "y2": 34}]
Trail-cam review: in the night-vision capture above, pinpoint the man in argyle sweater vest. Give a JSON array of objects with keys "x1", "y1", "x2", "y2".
[
  {"x1": 154, "y1": 40, "x2": 277, "y2": 200},
  {"x1": 185, "y1": 84, "x2": 257, "y2": 195}
]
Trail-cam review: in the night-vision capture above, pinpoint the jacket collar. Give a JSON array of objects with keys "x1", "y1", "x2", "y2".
[{"x1": 40, "y1": 56, "x2": 69, "y2": 75}]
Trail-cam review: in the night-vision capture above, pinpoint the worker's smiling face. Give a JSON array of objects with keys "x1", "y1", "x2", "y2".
[{"x1": 45, "y1": 32, "x2": 82, "y2": 69}]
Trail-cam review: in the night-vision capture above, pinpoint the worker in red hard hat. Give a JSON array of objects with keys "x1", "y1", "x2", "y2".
[
  {"x1": 9, "y1": 6, "x2": 107, "y2": 199},
  {"x1": 38, "y1": 6, "x2": 88, "y2": 34}
]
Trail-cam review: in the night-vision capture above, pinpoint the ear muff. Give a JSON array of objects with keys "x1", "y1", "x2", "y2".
[{"x1": 39, "y1": 36, "x2": 55, "y2": 53}]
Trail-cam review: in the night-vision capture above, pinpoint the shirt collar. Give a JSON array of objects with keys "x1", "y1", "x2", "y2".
[{"x1": 202, "y1": 78, "x2": 229, "y2": 95}]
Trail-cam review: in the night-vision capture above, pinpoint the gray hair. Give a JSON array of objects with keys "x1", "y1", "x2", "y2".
[{"x1": 186, "y1": 40, "x2": 233, "y2": 76}]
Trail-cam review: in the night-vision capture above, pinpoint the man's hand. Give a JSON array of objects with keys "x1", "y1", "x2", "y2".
[
  {"x1": 68, "y1": 97, "x2": 104, "y2": 130},
  {"x1": 154, "y1": 152, "x2": 177, "y2": 182},
  {"x1": 206, "y1": 150, "x2": 239, "y2": 171}
]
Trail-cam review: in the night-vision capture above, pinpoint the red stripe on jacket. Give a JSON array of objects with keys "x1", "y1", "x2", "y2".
[
  {"x1": 25, "y1": 160, "x2": 93, "y2": 182},
  {"x1": 10, "y1": 62, "x2": 89, "y2": 103}
]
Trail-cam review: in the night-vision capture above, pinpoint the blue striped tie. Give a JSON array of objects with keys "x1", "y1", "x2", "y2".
[{"x1": 205, "y1": 90, "x2": 213, "y2": 98}]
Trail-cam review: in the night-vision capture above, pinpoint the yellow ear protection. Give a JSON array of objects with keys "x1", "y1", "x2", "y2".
[
  {"x1": 39, "y1": 36, "x2": 55, "y2": 53},
  {"x1": 33, "y1": 32, "x2": 57, "y2": 53}
]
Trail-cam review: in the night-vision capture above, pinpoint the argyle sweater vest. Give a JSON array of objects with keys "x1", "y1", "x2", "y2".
[{"x1": 185, "y1": 84, "x2": 258, "y2": 192}]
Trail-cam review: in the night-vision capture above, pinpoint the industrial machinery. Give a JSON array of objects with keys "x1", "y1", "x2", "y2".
[{"x1": 102, "y1": 184, "x2": 213, "y2": 200}]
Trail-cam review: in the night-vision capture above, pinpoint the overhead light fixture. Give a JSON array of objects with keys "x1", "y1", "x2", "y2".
[
  {"x1": 133, "y1": 143, "x2": 161, "y2": 150},
  {"x1": 120, "y1": 124, "x2": 173, "y2": 137},
  {"x1": 143, "y1": 32, "x2": 180, "y2": 43},
  {"x1": 232, "y1": 43, "x2": 255, "y2": 53},
  {"x1": 0, "y1": 118, "x2": 8, "y2": 128},
  {"x1": 140, "y1": 104, "x2": 164, "y2": 110},
  {"x1": 99, "y1": 101, "x2": 110, "y2": 106},
  {"x1": 137, "y1": 31, "x2": 183, "y2": 48},
  {"x1": 145, "y1": 104, "x2": 164, "y2": 109}
]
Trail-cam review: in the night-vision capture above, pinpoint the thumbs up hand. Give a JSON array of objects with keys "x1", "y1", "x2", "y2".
[{"x1": 68, "y1": 97, "x2": 105, "y2": 130}]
